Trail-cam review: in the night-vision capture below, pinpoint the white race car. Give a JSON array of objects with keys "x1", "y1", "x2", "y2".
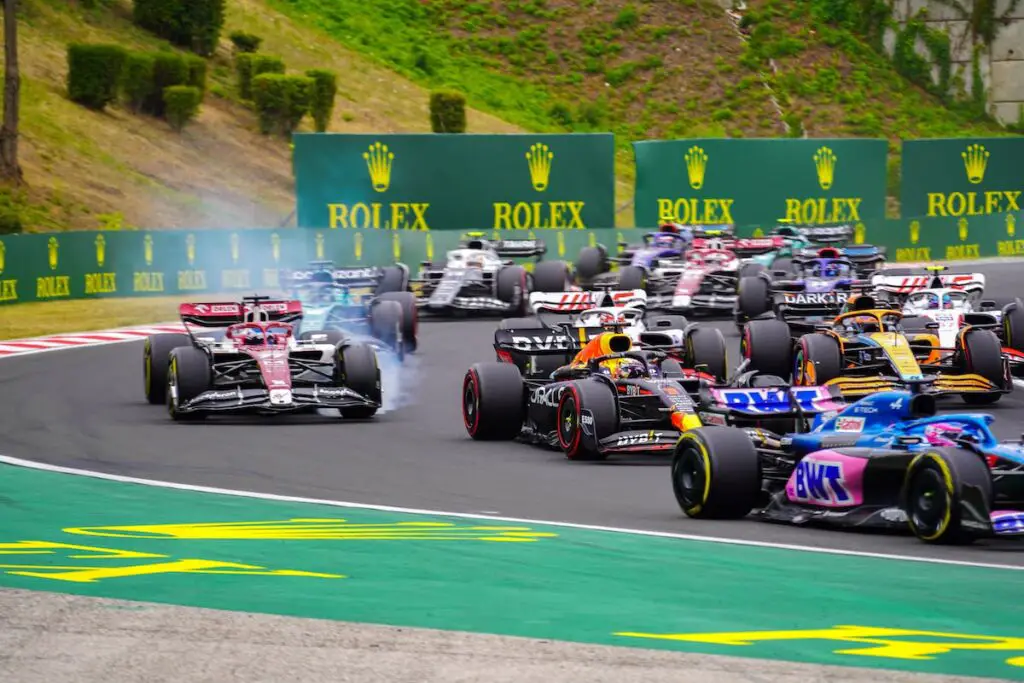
[
  {"x1": 524, "y1": 289, "x2": 683, "y2": 343},
  {"x1": 900, "y1": 288, "x2": 992, "y2": 347}
]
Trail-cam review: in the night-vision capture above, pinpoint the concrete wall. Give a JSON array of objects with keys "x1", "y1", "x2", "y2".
[{"x1": 885, "y1": 0, "x2": 1024, "y2": 125}]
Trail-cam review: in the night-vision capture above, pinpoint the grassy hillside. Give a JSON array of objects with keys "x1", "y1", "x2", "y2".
[{"x1": 1, "y1": 0, "x2": 524, "y2": 231}]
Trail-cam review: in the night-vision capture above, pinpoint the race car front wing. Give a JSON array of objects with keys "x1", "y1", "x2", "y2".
[{"x1": 176, "y1": 385, "x2": 379, "y2": 414}]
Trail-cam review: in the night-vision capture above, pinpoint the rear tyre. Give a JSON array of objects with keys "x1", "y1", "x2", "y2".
[
  {"x1": 145, "y1": 333, "x2": 190, "y2": 404},
  {"x1": 556, "y1": 380, "x2": 617, "y2": 461},
  {"x1": 338, "y1": 343, "x2": 382, "y2": 418},
  {"x1": 769, "y1": 256, "x2": 793, "y2": 274},
  {"x1": 684, "y1": 327, "x2": 727, "y2": 381},
  {"x1": 736, "y1": 276, "x2": 771, "y2": 324},
  {"x1": 575, "y1": 246, "x2": 607, "y2": 280},
  {"x1": 462, "y1": 362, "x2": 525, "y2": 440},
  {"x1": 376, "y1": 265, "x2": 408, "y2": 294},
  {"x1": 672, "y1": 427, "x2": 762, "y2": 519},
  {"x1": 1002, "y1": 299, "x2": 1024, "y2": 353},
  {"x1": 532, "y1": 260, "x2": 571, "y2": 293},
  {"x1": 793, "y1": 333, "x2": 842, "y2": 386},
  {"x1": 166, "y1": 346, "x2": 211, "y2": 422},
  {"x1": 738, "y1": 262, "x2": 765, "y2": 279},
  {"x1": 377, "y1": 291, "x2": 419, "y2": 353},
  {"x1": 369, "y1": 299, "x2": 405, "y2": 356},
  {"x1": 959, "y1": 329, "x2": 1005, "y2": 405},
  {"x1": 903, "y1": 448, "x2": 993, "y2": 544},
  {"x1": 617, "y1": 265, "x2": 646, "y2": 291},
  {"x1": 497, "y1": 265, "x2": 529, "y2": 316},
  {"x1": 741, "y1": 319, "x2": 793, "y2": 380}
]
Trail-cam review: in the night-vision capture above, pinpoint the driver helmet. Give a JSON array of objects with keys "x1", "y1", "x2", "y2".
[
  {"x1": 942, "y1": 293, "x2": 955, "y2": 309},
  {"x1": 466, "y1": 254, "x2": 485, "y2": 269},
  {"x1": 599, "y1": 357, "x2": 646, "y2": 379},
  {"x1": 244, "y1": 328, "x2": 264, "y2": 345},
  {"x1": 824, "y1": 262, "x2": 841, "y2": 277},
  {"x1": 926, "y1": 293, "x2": 939, "y2": 309}
]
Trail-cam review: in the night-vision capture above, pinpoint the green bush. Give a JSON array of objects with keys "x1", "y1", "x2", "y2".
[
  {"x1": 132, "y1": 0, "x2": 225, "y2": 56},
  {"x1": 186, "y1": 54, "x2": 207, "y2": 96},
  {"x1": 143, "y1": 52, "x2": 189, "y2": 116},
  {"x1": 235, "y1": 53, "x2": 254, "y2": 99},
  {"x1": 253, "y1": 55, "x2": 286, "y2": 77},
  {"x1": 66, "y1": 43, "x2": 127, "y2": 110},
  {"x1": 429, "y1": 90, "x2": 467, "y2": 133},
  {"x1": 120, "y1": 51, "x2": 155, "y2": 112},
  {"x1": 305, "y1": 68, "x2": 337, "y2": 132},
  {"x1": 229, "y1": 30, "x2": 262, "y2": 53},
  {"x1": 0, "y1": 210, "x2": 22, "y2": 235},
  {"x1": 252, "y1": 73, "x2": 312, "y2": 135},
  {"x1": 163, "y1": 85, "x2": 202, "y2": 131}
]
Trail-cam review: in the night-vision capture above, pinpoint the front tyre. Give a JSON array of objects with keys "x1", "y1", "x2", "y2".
[
  {"x1": 166, "y1": 346, "x2": 211, "y2": 422},
  {"x1": 958, "y1": 328, "x2": 1005, "y2": 405},
  {"x1": 338, "y1": 343, "x2": 382, "y2": 419},
  {"x1": 903, "y1": 448, "x2": 993, "y2": 544},
  {"x1": 145, "y1": 333, "x2": 190, "y2": 404},
  {"x1": 556, "y1": 380, "x2": 617, "y2": 461},
  {"x1": 672, "y1": 427, "x2": 761, "y2": 519}
]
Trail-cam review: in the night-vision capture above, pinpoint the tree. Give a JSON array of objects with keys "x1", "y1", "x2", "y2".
[{"x1": 0, "y1": 0, "x2": 23, "y2": 182}]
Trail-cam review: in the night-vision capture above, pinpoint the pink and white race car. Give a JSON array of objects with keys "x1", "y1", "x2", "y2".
[{"x1": 667, "y1": 243, "x2": 742, "y2": 314}]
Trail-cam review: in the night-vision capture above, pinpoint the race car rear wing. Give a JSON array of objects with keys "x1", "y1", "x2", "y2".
[
  {"x1": 283, "y1": 265, "x2": 384, "y2": 286},
  {"x1": 870, "y1": 271, "x2": 986, "y2": 295},
  {"x1": 179, "y1": 297, "x2": 303, "y2": 327},
  {"x1": 691, "y1": 236, "x2": 785, "y2": 257},
  {"x1": 529, "y1": 289, "x2": 646, "y2": 313},
  {"x1": 460, "y1": 233, "x2": 547, "y2": 259},
  {"x1": 797, "y1": 225, "x2": 854, "y2": 244}
]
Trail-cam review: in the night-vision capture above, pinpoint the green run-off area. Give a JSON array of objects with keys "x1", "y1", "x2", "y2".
[{"x1": 0, "y1": 464, "x2": 1022, "y2": 678}]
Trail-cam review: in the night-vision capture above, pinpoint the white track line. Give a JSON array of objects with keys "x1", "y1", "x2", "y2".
[{"x1": 0, "y1": 454, "x2": 1021, "y2": 572}]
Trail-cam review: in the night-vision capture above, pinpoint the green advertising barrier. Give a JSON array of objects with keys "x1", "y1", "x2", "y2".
[
  {"x1": 633, "y1": 138, "x2": 888, "y2": 228},
  {"x1": 856, "y1": 211, "x2": 1024, "y2": 263},
  {"x1": 293, "y1": 133, "x2": 616, "y2": 231},
  {"x1": 900, "y1": 138, "x2": 1024, "y2": 220}
]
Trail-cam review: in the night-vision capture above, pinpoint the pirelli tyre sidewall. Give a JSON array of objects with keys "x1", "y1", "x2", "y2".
[
  {"x1": 532, "y1": 260, "x2": 572, "y2": 293},
  {"x1": 902, "y1": 448, "x2": 994, "y2": 544},
  {"x1": 793, "y1": 333, "x2": 842, "y2": 386},
  {"x1": 338, "y1": 343, "x2": 382, "y2": 419},
  {"x1": 144, "y1": 333, "x2": 190, "y2": 405},
  {"x1": 616, "y1": 265, "x2": 646, "y2": 292},
  {"x1": 735, "y1": 275, "x2": 771, "y2": 324},
  {"x1": 376, "y1": 291, "x2": 419, "y2": 353},
  {"x1": 166, "y1": 346, "x2": 211, "y2": 421},
  {"x1": 556, "y1": 379, "x2": 616, "y2": 461},
  {"x1": 368, "y1": 299, "x2": 404, "y2": 356},
  {"x1": 672, "y1": 427, "x2": 761, "y2": 519},
  {"x1": 575, "y1": 246, "x2": 607, "y2": 280},
  {"x1": 741, "y1": 318, "x2": 793, "y2": 380},
  {"x1": 496, "y1": 265, "x2": 530, "y2": 316},
  {"x1": 462, "y1": 362, "x2": 524, "y2": 440},
  {"x1": 684, "y1": 326, "x2": 727, "y2": 382},
  {"x1": 958, "y1": 328, "x2": 1005, "y2": 405},
  {"x1": 1002, "y1": 299, "x2": 1024, "y2": 353}
]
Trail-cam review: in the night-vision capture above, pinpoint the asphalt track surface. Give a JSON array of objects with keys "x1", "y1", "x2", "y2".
[{"x1": 3, "y1": 262, "x2": 1024, "y2": 566}]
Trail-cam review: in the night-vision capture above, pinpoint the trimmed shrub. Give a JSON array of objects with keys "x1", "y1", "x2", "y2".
[
  {"x1": 0, "y1": 210, "x2": 22, "y2": 234},
  {"x1": 235, "y1": 53, "x2": 254, "y2": 99},
  {"x1": 120, "y1": 51, "x2": 155, "y2": 113},
  {"x1": 163, "y1": 85, "x2": 202, "y2": 131},
  {"x1": 429, "y1": 90, "x2": 467, "y2": 133},
  {"x1": 229, "y1": 31, "x2": 262, "y2": 53},
  {"x1": 252, "y1": 73, "x2": 313, "y2": 135},
  {"x1": 67, "y1": 43, "x2": 127, "y2": 110},
  {"x1": 305, "y1": 68, "x2": 337, "y2": 132},
  {"x1": 132, "y1": 0, "x2": 225, "y2": 56},
  {"x1": 253, "y1": 54, "x2": 285, "y2": 77},
  {"x1": 186, "y1": 54, "x2": 207, "y2": 97},
  {"x1": 143, "y1": 52, "x2": 189, "y2": 116}
]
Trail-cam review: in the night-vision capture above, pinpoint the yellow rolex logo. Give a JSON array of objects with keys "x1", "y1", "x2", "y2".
[
  {"x1": 48, "y1": 237, "x2": 59, "y2": 270},
  {"x1": 959, "y1": 217, "x2": 969, "y2": 241},
  {"x1": 854, "y1": 222, "x2": 865, "y2": 245},
  {"x1": 684, "y1": 145, "x2": 708, "y2": 190},
  {"x1": 230, "y1": 232, "x2": 240, "y2": 264},
  {"x1": 910, "y1": 220, "x2": 920, "y2": 245},
  {"x1": 186, "y1": 234, "x2": 196, "y2": 265},
  {"x1": 144, "y1": 234, "x2": 153, "y2": 266},
  {"x1": 363, "y1": 142, "x2": 394, "y2": 193},
  {"x1": 392, "y1": 232, "x2": 401, "y2": 260},
  {"x1": 95, "y1": 234, "x2": 106, "y2": 267},
  {"x1": 526, "y1": 142, "x2": 553, "y2": 192},
  {"x1": 1008, "y1": 213, "x2": 1017, "y2": 238},
  {"x1": 962, "y1": 143, "x2": 989, "y2": 184},
  {"x1": 315, "y1": 231, "x2": 325, "y2": 259},
  {"x1": 271, "y1": 233, "x2": 281, "y2": 263},
  {"x1": 0, "y1": 239, "x2": 5, "y2": 275},
  {"x1": 814, "y1": 146, "x2": 836, "y2": 191}
]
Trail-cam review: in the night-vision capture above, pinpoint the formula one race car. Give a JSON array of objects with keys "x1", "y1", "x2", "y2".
[
  {"x1": 572, "y1": 224, "x2": 694, "y2": 298},
  {"x1": 671, "y1": 389, "x2": 1024, "y2": 544},
  {"x1": 734, "y1": 247, "x2": 872, "y2": 327},
  {"x1": 518, "y1": 288, "x2": 672, "y2": 344},
  {"x1": 412, "y1": 233, "x2": 570, "y2": 316},
  {"x1": 281, "y1": 261, "x2": 417, "y2": 356},
  {"x1": 739, "y1": 295, "x2": 1012, "y2": 404},
  {"x1": 143, "y1": 295, "x2": 382, "y2": 421}
]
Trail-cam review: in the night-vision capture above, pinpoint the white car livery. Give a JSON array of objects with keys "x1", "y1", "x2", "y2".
[
  {"x1": 900, "y1": 288, "x2": 986, "y2": 347},
  {"x1": 527, "y1": 289, "x2": 686, "y2": 344}
]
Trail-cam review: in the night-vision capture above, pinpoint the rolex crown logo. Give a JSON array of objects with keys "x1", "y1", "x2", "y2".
[
  {"x1": 684, "y1": 146, "x2": 708, "y2": 190},
  {"x1": 813, "y1": 146, "x2": 837, "y2": 191},
  {"x1": 186, "y1": 234, "x2": 196, "y2": 265},
  {"x1": 526, "y1": 143, "x2": 554, "y2": 192},
  {"x1": 854, "y1": 222, "x2": 865, "y2": 245},
  {"x1": 910, "y1": 220, "x2": 920, "y2": 245},
  {"x1": 363, "y1": 142, "x2": 394, "y2": 193},
  {"x1": 958, "y1": 217, "x2": 969, "y2": 241},
  {"x1": 1008, "y1": 213, "x2": 1017, "y2": 238},
  {"x1": 95, "y1": 234, "x2": 106, "y2": 267},
  {"x1": 0, "y1": 240, "x2": 5, "y2": 275},
  {"x1": 230, "y1": 233, "x2": 240, "y2": 264},
  {"x1": 962, "y1": 143, "x2": 989, "y2": 185},
  {"x1": 144, "y1": 234, "x2": 154, "y2": 266},
  {"x1": 271, "y1": 233, "x2": 281, "y2": 263},
  {"x1": 315, "y1": 231, "x2": 325, "y2": 259},
  {"x1": 48, "y1": 237, "x2": 59, "y2": 270}
]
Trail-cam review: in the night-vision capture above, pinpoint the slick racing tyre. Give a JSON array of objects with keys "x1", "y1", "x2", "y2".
[
  {"x1": 958, "y1": 329, "x2": 1005, "y2": 405},
  {"x1": 532, "y1": 260, "x2": 572, "y2": 293},
  {"x1": 672, "y1": 427, "x2": 762, "y2": 519},
  {"x1": 793, "y1": 333, "x2": 841, "y2": 386},
  {"x1": 769, "y1": 256, "x2": 793, "y2": 274},
  {"x1": 377, "y1": 291, "x2": 419, "y2": 353},
  {"x1": 299, "y1": 330, "x2": 346, "y2": 346},
  {"x1": 684, "y1": 327, "x2": 727, "y2": 382},
  {"x1": 463, "y1": 362, "x2": 524, "y2": 440},
  {"x1": 556, "y1": 380, "x2": 617, "y2": 461},
  {"x1": 736, "y1": 276, "x2": 771, "y2": 324},
  {"x1": 375, "y1": 265, "x2": 408, "y2": 295},
  {"x1": 617, "y1": 265, "x2": 646, "y2": 291},
  {"x1": 369, "y1": 299, "x2": 405, "y2": 357},
  {"x1": 738, "y1": 262, "x2": 765, "y2": 279},
  {"x1": 1002, "y1": 299, "x2": 1024, "y2": 353},
  {"x1": 741, "y1": 319, "x2": 792, "y2": 380},
  {"x1": 575, "y1": 246, "x2": 607, "y2": 280},
  {"x1": 337, "y1": 343, "x2": 382, "y2": 419},
  {"x1": 903, "y1": 448, "x2": 993, "y2": 545},
  {"x1": 166, "y1": 346, "x2": 211, "y2": 422},
  {"x1": 144, "y1": 333, "x2": 190, "y2": 404},
  {"x1": 497, "y1": 265, "x2": 530, "y2": 316}
]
